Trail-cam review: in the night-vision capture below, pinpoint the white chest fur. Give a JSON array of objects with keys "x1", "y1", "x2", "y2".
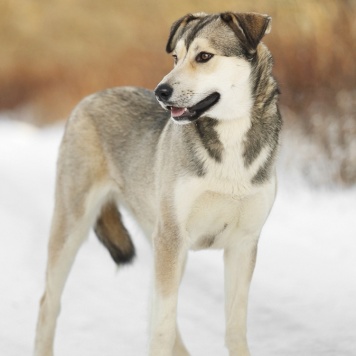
[
  {"x1": 174, "y1": 175, "x2": 276, "y2": 250},
  {"x1": 173, "y1": 118, "x2": 277, "y2": 250}
]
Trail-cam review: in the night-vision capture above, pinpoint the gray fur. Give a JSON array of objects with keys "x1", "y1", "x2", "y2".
[
  {"x1": 35, "y1": 11, "x2": 282, "y2": 356},
  {"x1": 243, "y1": 44, "x2": 282, "y2": 183},
  {"x1": 194, "y1": 117, "x2": 223, "y2": 162}
]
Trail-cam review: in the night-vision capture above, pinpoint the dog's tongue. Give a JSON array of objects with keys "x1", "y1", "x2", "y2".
[{"x1": 171, "y1": 107, "x2": 187, "y2": 117}]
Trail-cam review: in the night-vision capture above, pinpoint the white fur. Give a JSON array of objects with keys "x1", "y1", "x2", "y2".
[
  {"x1": 158, "y1": 39, "x2": 253, "y2": 122},
  {"x1": 173, "y1": 128, "x2": 277, "y2": 252}
]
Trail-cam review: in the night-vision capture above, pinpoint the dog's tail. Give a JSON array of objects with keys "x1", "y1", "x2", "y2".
[{"x1": 94, "y1": 201, "x2": 135, "y2": 265}]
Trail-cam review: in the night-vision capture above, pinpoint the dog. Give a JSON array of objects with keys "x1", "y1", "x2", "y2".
[{"x1": 34, "y1": 11, "x2": 282, "y2": 356}]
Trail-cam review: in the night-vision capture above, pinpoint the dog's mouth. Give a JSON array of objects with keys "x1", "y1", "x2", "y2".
[{"x1": 168, "y1": 92, "x2": 220, "y2": 122}]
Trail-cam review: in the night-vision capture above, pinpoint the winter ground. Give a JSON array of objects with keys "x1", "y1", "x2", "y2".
[{"x1": 0, "y1": 118, "x2": 355, "y2": 356}]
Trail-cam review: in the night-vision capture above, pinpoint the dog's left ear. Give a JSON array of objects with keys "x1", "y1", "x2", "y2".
[{"x1": 221, "y1": 12, "x2": 271, "y2": 53}]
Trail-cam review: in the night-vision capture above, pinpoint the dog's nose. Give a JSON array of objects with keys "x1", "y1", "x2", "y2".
[{"x1": 154, "y1": 84, "x2": 173, "y2": 102}]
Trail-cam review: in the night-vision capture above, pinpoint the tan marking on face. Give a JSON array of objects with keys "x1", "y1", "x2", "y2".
[
  {"x1": 173, "y1": 39, "x2": 187, "y2": 65},
  {"x1": 175, "y1": 38, "x2": 220, "y2": 76}
]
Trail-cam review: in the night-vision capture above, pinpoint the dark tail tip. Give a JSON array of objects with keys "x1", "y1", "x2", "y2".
[{"x1": 94, "y1": 201, "x2": 135, "y2": 265}]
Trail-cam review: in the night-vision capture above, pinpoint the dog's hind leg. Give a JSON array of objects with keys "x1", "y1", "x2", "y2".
[
  {"x1": 34, "y1": 107, "x2": 121, "y2": 356},
  {"x1": 34, "y1": 180, "x2": 114, "y2": 356}
]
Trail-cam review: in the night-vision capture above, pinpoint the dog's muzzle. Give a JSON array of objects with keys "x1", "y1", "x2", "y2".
[{"x1": 154, "y1": 84, "x2": 220, "y2": 123}]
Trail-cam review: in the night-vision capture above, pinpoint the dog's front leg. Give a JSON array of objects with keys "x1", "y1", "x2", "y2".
[
  {"x1": 224, "y1": 237, "x2": 258, "y2": 356},
  {"x1": 149, "y1": 221, "x2": 188, "y2": 356}
]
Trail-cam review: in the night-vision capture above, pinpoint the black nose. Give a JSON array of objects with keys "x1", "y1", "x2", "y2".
[{"x1": 154, "y1": 84, "x2": 173, "y2": 102}]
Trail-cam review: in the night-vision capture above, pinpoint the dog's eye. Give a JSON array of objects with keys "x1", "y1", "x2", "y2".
[
  {"x1": 172, "y1": 55, "x2": 178, "y2": 64},
  {"x1": 196, "y1": 52, "x2": 214, "y2": 63}
]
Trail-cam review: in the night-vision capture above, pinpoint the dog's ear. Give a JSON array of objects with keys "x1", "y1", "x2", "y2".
[
  {"x1": 166, "y1": 13, "x2": 201, "y2": 53},
  {"x1": 221, "y1": 12, "x2": 271, "y2": 53}
]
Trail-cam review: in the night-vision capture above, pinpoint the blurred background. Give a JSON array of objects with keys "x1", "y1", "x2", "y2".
[
  {"x1": 1, "y1": 2, "x2": 356, "y2": 355},
  {"x1": 1, "y1": 0, "x2": 355, "y2": 186}
]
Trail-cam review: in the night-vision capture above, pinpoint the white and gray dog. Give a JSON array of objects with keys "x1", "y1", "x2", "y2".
[{"x1": 35, "y1": 11, "x2": 282, "y2": 356}]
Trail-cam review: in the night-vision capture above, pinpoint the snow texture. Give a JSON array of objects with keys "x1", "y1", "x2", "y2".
[{"x1": 0, "y1": 118, "x2": 355, "y2": 355}]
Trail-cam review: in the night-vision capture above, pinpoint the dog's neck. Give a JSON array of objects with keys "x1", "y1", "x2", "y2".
[
  {"x1": 243, "y1": 44, "x2": 282, "y2": 184},
  {"x1": 182, "y1": 52, "x2": 281, "y2": 186}
]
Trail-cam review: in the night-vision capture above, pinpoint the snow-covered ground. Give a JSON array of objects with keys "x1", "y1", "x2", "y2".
[{"x1": 0, "y1": 118, "x2": 355, "y2": 356}]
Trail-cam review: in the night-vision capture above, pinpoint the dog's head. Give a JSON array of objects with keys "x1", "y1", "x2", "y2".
[{"x1": 155, "y1": 12, "x2": 272, "y2": 124}]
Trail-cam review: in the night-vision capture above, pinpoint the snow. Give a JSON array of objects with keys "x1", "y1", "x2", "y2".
[{"x1": 0, "y1": 118, "x2": 355, "y2": 355}]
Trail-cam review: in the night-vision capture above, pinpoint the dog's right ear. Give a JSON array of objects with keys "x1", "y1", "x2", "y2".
[{"x1": 165, "y1": 14, "x2": 200, "y2": 53}]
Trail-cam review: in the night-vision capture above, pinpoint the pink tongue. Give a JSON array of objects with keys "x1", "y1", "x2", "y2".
[{"x1": 171, "y1": 107, "x2": 187, "y2": 117}]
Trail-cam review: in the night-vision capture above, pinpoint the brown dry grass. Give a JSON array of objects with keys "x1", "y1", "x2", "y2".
[{"x1": 1, "y1": 0, "x2": 355, "y2": 184}]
